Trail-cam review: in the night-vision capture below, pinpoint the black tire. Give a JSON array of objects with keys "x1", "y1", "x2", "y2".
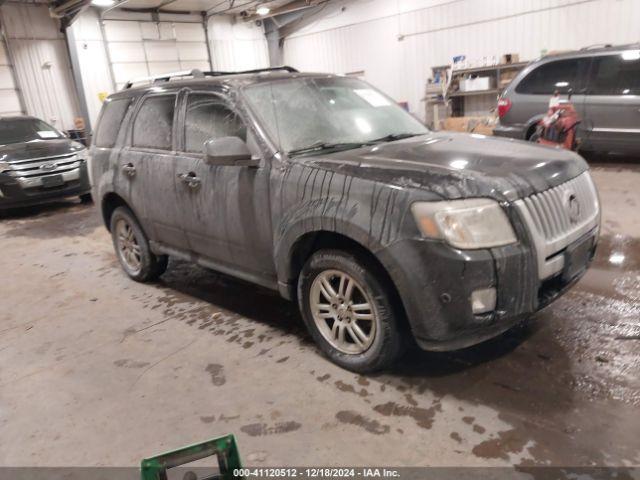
[
  {"x1": 297, "y1": 249, "x2": 404, "y2": 373},
  {"x1": 109, "y1": 206, "x2": 168, "y2": 282},
  {"x1": 79, "y1": 193, "x2": 93, "y2": 203}
]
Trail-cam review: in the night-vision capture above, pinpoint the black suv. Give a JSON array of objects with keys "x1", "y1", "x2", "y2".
[
  {"x1": 0, "y1": 116, "x2": 91, "y2": 210},
  {"x1": 91, "y1": 68, "x2": 600, "y2": 372}
]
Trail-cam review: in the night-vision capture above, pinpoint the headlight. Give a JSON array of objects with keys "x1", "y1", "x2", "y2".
[
  {"x1": 75, "y1": 149, "x2": 88, "y2": 161},
  {"x1": 411, "y1": 198, "x2": 517, "y2": 249}
]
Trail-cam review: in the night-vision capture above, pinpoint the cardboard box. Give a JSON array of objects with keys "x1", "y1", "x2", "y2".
[
  {"x1": 442, "y1": 116, "x2": 495, "y2": 135},
  {"x1": 459, "y1": 76, "x2": 493, "y2": 92}
]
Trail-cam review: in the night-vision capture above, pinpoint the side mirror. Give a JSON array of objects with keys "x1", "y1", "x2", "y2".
[{"x1": 203, "y1": 136, "x2": 258, "y2": 167}]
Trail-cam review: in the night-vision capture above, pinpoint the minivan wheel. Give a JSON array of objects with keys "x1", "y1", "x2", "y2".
[
  {"x1": 298, "y1": 249, "x2": 404, "y2": 373},
  {"x1": 79, "y1": 193, "x2": 92, "y2": 203},
  {"x1": 110, "y1": 206, "x2": 168, "y2": 282}
]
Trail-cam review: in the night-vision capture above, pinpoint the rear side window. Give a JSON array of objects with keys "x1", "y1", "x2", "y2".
[
  {"x1": 588, "y1": 52, "x2": 640, "y2": 95},
  {"x1": 516, "y1": 59, "x2": 587, "y2": 95},
  {"x1": 95, "y1": 98, "x2": 130, "y2": 148},
  {"x1": 184, "y1": 94, "x2": 246, "y2": 153},
  {"x1": 132, "y1": 95, "x2": 176, "y2": 150}
]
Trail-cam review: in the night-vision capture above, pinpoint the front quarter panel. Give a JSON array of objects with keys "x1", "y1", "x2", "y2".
[{"x1": 271, "y1": 158, "x2": 450, "y2": 310}]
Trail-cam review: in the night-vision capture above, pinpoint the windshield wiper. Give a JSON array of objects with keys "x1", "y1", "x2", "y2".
[
  {"x1": 287, "y1": 141, "x2": 368, "y2": 157},
  {"x1": 367, "y1": 133, "x2": 422, "y2": 144},
  {"x1": 287, "y1": 133, "x2": 423, "y2": 157}
]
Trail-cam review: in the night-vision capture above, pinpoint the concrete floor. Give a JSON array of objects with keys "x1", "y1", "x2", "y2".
[{"x1": 0, "y1": 163, "x2": 638, "y2": 469}]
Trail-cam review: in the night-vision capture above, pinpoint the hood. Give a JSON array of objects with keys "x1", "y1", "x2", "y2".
[
  {"x1": 297, "y1": 132, "x2": 588, "y2": 201},
  {"x1": 0, "y1": 139, "x2": 85, "y2": 163}
]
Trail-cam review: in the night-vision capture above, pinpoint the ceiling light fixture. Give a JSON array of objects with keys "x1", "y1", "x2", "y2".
[
  {"x1": 92, "y1": 0, "x2": 115, "y2": 6},
  {"x1": 256, "y1": 5, "x2": 270, "y2": 15}
]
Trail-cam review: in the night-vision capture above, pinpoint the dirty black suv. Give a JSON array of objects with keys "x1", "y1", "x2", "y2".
[{"x1": 91, "y1": 67, "x2": 600, "y2": 372}]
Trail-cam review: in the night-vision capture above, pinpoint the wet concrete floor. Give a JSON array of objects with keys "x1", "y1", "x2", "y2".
[{"x1": 0, "y1": 163, "x2": 638, "y2": 468}]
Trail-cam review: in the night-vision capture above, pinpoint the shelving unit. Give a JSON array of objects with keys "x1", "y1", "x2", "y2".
[{"x1": 427, "y1": 61, "x2": 529, "y2": 119}]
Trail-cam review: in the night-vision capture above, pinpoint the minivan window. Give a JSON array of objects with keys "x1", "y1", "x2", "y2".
[
  {"x1": 588, "y1": 52, "x2": 640, "y2": 95},
  {"x1": 132, "y1": 95, "x2": 176, "y2": 150},
  {"x1": 184, "y1": 94, "x2": 247, "y2": 153},
  {"x1": 516, "y1": 59, "x2": 587, "y2": 95},
  {"x1": 0, "y1": 118, "x2": 64, "y2": 145},
  {"x1": 95, "y1": 98, "x2": 130, "y2": 148}
]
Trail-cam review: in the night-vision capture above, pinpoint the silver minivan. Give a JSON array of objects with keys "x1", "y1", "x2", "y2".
[{"x1": 494, "y1": 44, "x2": 640, "y2": 155}]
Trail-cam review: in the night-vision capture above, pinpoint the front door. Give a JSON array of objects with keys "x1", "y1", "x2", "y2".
[
  {"x1": 123, "y1": 92, "x2": 187, "y2": 249},
  {"x1": 172, "y1": 90, "x2": 274, "y2": 280},
  {"x1": 582, "y1": 51, "x2": 640, "y2": 154}
]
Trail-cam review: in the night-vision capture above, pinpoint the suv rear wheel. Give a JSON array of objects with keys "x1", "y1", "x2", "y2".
[
  {"x1": 110, "y1": 206, "x2": 168, "y2": 282},
  {"x1": 297, "y1": 249, "x2": 404, "y2": 373}
]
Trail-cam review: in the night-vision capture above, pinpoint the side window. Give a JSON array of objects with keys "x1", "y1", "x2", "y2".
[
  {"x1": 516, "y1": 59, "x2": 585, "y2": 95},
  {"x1": 132, "y1": 95, "x2": 176, "y2": 150},
  {"x1": 588, "y1": 52, "x2": 640, "y2": 95},
  {"x1": 184, "y1": 94, "x2": 247, "y2": 154},
  {"x1": 95, "y1": 98, "x2": 130, "y2": 148}
]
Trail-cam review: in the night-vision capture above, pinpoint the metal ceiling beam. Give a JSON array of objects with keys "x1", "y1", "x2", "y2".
[
  {"x1": 242, "y1": 0, "x2": 326, "y2": 22},
  {"x1": 100, "y1": 0, "x2": 133, "y2": 17}
]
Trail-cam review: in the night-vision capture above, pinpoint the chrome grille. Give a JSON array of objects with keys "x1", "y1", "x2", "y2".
[
  {"x1": 515, "y1": 171, "x2": 600, "y2": 280},
  {"x1": 7, "y1": 153, "x2": 81, "y2": 179}
]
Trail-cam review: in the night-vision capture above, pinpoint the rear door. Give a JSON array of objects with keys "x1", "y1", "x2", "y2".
[
  {"x1": 582, "y1": 50, "x2": 640, "y2": 154},
  {"x1": 121, "y1": 91, "x2": 188, "y2": 249},
  {"x1": 172, "y1": 89, "x2": 274, "y2": 279}
]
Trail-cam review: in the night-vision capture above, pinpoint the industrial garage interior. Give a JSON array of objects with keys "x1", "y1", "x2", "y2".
[{"x1": 0, "y1": 0, "x2": 639, "y2": 478}]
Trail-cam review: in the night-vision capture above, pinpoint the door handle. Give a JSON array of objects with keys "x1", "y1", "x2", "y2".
[
  {"x1": 177, "y1": 172, "x2": 201, "y2": 189},
  {"x1": 121, "y1": 163, "x2": 136, "y2": 177}
]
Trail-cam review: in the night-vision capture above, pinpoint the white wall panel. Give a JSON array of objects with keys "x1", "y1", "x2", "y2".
[
  {"x1": 0, "y1": 3, "x2": 79, "y2": 129},
  {"x1": 284, "y1": 0, "x2": 640, "y2": 119},
  {"x1": 69, "y1": 9, "x2": 268, "y2": 127},
  {"x1": 208, "y1": 15, "x2": 269, "y2": 71},
  {"x1": 70, "y1": 9, "x2": 113, "y2": 127}
]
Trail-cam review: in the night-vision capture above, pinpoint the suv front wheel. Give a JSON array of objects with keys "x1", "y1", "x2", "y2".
[
  {"x1": 298, "y1": 249, "x2": 404, "y2": 373},
  {"x1": 110, "y1": 206, "x2": 168, "y2": 282}
]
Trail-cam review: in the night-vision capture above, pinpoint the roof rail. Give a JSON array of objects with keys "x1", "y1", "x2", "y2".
[
  {"x1": 580, "y1": 43, "x2": 613, "y2": 50},
  {"x1": 122, "y1": 66, "x2": 299, "y2": 90}
]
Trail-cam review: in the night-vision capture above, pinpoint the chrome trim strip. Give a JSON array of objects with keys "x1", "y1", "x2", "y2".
[
  {"x1": 17, "y1": 168, "x2": 81, "y2": 188},
  {"x1": 7, "y1": 152, "x2": 77, "y2": 165},
  {"x1": 592, "y1": 127, "x2": 640, "y2": 133},
  {"x1": 9, "y1": 163, "x2": 82, "y2": 178}
]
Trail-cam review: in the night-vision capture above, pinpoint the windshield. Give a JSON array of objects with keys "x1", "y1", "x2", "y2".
[
  {"x1": 242, "y1": 77, "x2": 428, "y2": 156},
  {"x1": 0, "y1": 118, "x2": 64, "y2": 145}
]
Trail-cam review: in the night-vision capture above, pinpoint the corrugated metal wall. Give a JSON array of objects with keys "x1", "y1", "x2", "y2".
[
  {"x1": 0, "y1": 2, "x2": 80, "y2": 130},
  {"x1": 0, "y1": 34, "x2": 23, "y2": 117},
  {"x1": 284, "y1": 0, "x2": 640, "y2": 119}
]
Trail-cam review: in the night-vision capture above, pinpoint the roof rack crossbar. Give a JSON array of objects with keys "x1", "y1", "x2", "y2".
[
  {"x1": 122, "y1": 66, "x2": 298, "y2": 90},
  {"x1": 123, "y1": 69, "x2": 205, "y2": 89},
  {"x1": 202, "y1": 66, "x2": 299, "y2": 77}
]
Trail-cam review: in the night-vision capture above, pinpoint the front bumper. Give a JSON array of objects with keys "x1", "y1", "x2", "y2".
[
  {"x1": 378, "y1": 226, "x2": 596, "y2": 352},
  {"x1": 0, "y1": 163, "x2": 91, "y2": 210},
  {"x1": 493, "y1": 123, "x2": 526, "y2": 140}
]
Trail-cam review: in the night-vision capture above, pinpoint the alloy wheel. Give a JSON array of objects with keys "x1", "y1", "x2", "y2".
[
  {"x1": 310, "y1": 269, "x2": 377, "y2": 354},
  {"x1": 115, "y1": 218, "x2": 142, "y2": 274}
]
